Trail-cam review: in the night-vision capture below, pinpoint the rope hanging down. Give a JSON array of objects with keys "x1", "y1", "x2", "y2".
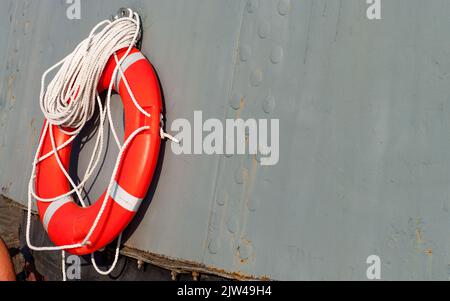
[{"x1": 26, "y1": 8, "x2": 176, "y2": 281}]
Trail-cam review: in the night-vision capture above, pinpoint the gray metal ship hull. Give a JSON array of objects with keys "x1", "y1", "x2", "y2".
[{"x1": 1, "y1": 0, "x2": 450, "y2": 280}]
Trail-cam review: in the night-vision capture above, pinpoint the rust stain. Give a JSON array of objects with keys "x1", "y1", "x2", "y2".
[
  {"x1": 121, "y1": 246, "x2": 270, "y2": 281},
  {"x1": 425, "y1": 248, "x2": 433, "y2": 256},
  {"x1": 236, "y1": 248, "x2": 248, "y2": 264},
  {"x1": 235, "y1": 97, "x2": 245, "y2": 119},
  {"x1": 237, "y1": 239, "x2": 254, "y2": 265},
  {"x1": 415, "y1": 228, "x2": 422, "y2": 244}
]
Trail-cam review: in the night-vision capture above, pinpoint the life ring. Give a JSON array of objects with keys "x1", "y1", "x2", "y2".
[{"x1": 35, "y1": 47, "x2": 162, "y2": 255}]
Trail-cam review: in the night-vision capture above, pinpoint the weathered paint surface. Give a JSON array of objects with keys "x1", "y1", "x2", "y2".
[{"x1": 2, "y1": 0, "x2": 450, "y2": 280}]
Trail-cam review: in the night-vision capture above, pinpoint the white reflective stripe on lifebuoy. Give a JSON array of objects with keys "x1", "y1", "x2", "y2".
[
  {"x1": 114, "y1": 52, "x2": 146, "y2": 93},
  {"x1": 43, "y1": 196, "x2": 73, "y2": 232},
  {"x1": 110, "y1": 181, "x2": 143, "y2": 212}
]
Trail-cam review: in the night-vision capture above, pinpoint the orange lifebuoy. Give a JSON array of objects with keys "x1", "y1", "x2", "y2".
[{"x1": 35, "y1": 47, "x2": 162, "y2": 255}]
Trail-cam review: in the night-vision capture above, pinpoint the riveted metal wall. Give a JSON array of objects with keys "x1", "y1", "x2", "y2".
[{"x1": 2, "y1": 0, "x2": 450, "y2": 280}]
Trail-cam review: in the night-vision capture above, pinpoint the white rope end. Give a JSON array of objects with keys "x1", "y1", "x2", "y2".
[{"x1": 160, "y1": 128, "x2": 180, "y2": 144}]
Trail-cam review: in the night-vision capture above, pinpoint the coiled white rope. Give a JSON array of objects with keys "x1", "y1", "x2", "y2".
[{"x1": 26, "y1": 9, "x2": 176, "y2": 281}]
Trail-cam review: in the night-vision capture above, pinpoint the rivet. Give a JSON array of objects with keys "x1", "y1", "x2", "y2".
[
  {"x1": 227, "y1": 216, "x2": 238, "y2": 233},
  {"x1": 278, "y1": 0, "x2": 291, "y2": 16},
  {"x1": 250, "y1": 70, "x2": 263, "y2": 87},
  {"x1": 258, "y1": 21, "x2": 271, "y2": 39},
  {"x1": 230, "y1": 93, "x2": 242, "y2": 110},
  {"x1": 171, "y1": 271, "x2": 179, "y2": 281},
  {"x1": 208, "y1": 239, "x2": 218, "y2": 254},
  {"x1": 262, "y1": 95, "x2": 276, "y2": 114},
  {"x1": 137, "y1": 260, "x2": 145, "y2": 270},
  {"x1": 247, "y1": 198, "x2": 259, "y2": 212},
  {"x1": 239, "y1": 45, "x2": 251, "y2": 62},
  {"x1": 270, "y1": 46, "x2": 283, "y2": 64},
  {"x1": 246, "y1": 0, "x2": 259, "y2": 13},
  {"x1": 217, "y1": 195, "x2": 226, "y2": 206},
  {"x1": 192, "y1": 272, "x2": 200, "y2": 281}
]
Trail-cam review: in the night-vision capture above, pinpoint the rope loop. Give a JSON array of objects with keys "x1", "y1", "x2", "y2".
[{"x1": 26, "y1": 8, "x2": 174, "y2": 280}]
